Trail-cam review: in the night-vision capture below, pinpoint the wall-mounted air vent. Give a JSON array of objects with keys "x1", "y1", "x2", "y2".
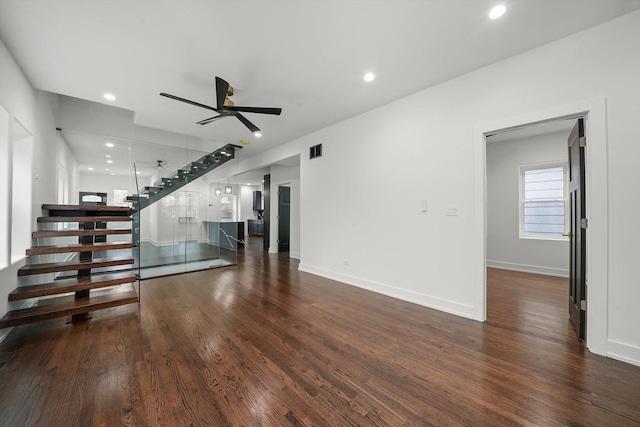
[{"x1": 310, "y1": 144, "x2": 322, "y2": 159}]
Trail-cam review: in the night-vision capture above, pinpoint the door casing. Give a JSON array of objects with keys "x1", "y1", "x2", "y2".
[{"x1": 473, "y1": 98, "x2": 608, "y2": 356}]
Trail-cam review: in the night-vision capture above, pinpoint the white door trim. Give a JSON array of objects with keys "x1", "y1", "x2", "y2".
[{"x1": 472, "y1": 97, "x2": 608, "y2": 356}]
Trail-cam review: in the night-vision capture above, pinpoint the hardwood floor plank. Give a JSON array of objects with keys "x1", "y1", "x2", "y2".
[{"x1": 1, "y1": 241, "x2": 640, "y2": 426}]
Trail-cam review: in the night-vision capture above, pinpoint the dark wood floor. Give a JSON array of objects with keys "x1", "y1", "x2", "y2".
[{"x1": 1, "y1": 238, "x2": 639, "y2": 426}]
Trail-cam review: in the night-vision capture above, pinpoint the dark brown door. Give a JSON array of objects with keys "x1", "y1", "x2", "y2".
[
  {"x1": 277, "y1": 186, "x2": 290, "y2": 253},
  {"x1": 567, "y1": 118, "x2": 586, "y2": 340},
  {"x1": 263, "y1": 174, "x2": 270, "y2": 251}
]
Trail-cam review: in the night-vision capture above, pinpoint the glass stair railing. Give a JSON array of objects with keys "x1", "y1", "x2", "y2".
[{"x1": 126, "y1": 143, "x2": 241, "y2": 211}]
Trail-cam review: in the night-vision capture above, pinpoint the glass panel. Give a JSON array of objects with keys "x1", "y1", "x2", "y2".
[{"x1": 58, "y1": 129, "x2": 238, "y2": 280}]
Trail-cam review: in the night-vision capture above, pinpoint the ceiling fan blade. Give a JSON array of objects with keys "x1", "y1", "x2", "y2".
[
  {"x1": 196, "y1": 115, "x2": 227, "y2": 125},
  {"x1": 235, "y1": 113, "x2": 260, "y2": 133},
  {"x1": 160, "y1": 93, "x2": 218, "y2": 112},
  {"x1": 226, "y1": 106, "x2": 282, "y2": 115},
  {"x1": 215, "y1": 76, "x2": 230, "y2": 111}
]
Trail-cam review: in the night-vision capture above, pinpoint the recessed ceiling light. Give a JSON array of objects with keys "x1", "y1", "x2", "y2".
[
  {"x1": 88, "y1": 167, "x2": 94, "y2": 171},
  {"x1": 136, "y1": 171, "x2": 140, "y2": 175},
  {"x1": 106, "y1": 142, "x2": 114, "y2": 147},
  {"x1": 254, "y1": 132, "x2": 262, "y2": 137},
  {"x1": 489, "y1": 5, "x2": 506, "y2": 19},
  {"x1": 364, "y1": 72, "x2": 375, "y2": 82},
  {"x1": 105, "y1": 168, "x2": 110, "y2": 171},
  {"x1": 104, "y1": 93, "x2": 116, "y2": 101},
  {"x1": 110, "y1": 173, "x2": 115, "y2": 176},
  {"x1": 105, "y1": 154, "x2": 111, "y2": 158},
  {"x1": 107, "y1": 160, "x2": 113, "y2": 164}
]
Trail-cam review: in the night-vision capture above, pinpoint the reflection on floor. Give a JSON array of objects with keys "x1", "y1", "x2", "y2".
[
  {"x1": 136, "y1": 241, "x2": 237, "y2": 278},
  {"x1": 59, "y1": 240, "x2": 238, "y2": 280},
  {"x1": 137, "y1": 241, "x2": 232, "y2": 266}
]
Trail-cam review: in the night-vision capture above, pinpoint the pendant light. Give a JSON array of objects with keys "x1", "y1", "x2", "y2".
[
  {"x1": 225, "y1": 177, "x2": 232, "y2": 194},
  {"x1": 215, "y1": 180, "x2": 221, "y2": 196}
]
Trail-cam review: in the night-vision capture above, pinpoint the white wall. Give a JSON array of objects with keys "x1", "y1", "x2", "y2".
[
  {"x1": 0, "y1": 37, "x2": 59, "y2": 328},
  {"x1": 0, "y1": 107, "x2": 10, "y2": 269},
  {"x1": 486, "y1": 131, "x2": 569, "y2": 277},
  {"x1": 10, "y1": 125, "x2": 33, "y2": 263},
  {"x1": 56, "y1": 132, "x2": 80, "y2": 205},
  {"x1": 279, "y1": 11, "x2": 639, "y2": 366},
  {"x1": 79, "y1": 172, "x2": 138, "y2": 204}
]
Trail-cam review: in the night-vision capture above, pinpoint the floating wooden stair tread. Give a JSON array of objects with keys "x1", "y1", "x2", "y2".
[
  {"x1": 37, "y1": 216, "x2": 132, "y2": 223},
  {"x1": 26, "y1": 241, "x2": 133, "y2": 256},
  {"x1": 0, "y1": 202, "x2": 140, "y2": 330},
  {"x1": 9, "y1": 272, "x2": 137, "y2": 301},
  {"x1": 0, "y1": 285, "x2": 138, "y2": 328},
  {"x1": 32, "y1": 229, "x2": 131, "y2": 238},
  {"x1": 42, "y1": 204, "x2": 132, "y2": 212},
  {"x1": 18, "y1": 256, "x2": 134, "y2": 276}
]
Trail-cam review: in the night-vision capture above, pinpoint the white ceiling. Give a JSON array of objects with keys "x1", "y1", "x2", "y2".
[{"x1": 1, "y1": 0, "x2": 639, "y2": 160}]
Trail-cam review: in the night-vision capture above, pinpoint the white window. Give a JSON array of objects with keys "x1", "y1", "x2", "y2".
[{"x1": 520, "y1": 163, "x2": 568, "y2": 239}]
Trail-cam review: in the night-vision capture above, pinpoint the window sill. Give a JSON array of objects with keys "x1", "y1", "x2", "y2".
[{"x1": 519, "y1": 235, "x2": 569, "y2": 242}]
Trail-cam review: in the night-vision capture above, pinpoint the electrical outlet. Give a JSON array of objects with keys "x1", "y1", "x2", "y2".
[
  {"x1": 447, "y1": 205, "x2": 459, "y2": 216},
  {"x1": 343, "y1": 260, "x2": 349, "y2": 266}
]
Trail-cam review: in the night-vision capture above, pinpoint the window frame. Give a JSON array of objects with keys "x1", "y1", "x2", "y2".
[{"x1": 518, "y1": 161, "x2": 569, "y2": 241}]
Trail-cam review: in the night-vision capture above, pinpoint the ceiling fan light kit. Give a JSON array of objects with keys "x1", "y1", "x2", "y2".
[{"x1": 160, "y1": 76, "x2": 282, "y2": 134}]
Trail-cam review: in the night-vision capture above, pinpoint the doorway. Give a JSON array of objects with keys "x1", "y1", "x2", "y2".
[
  {"x1": 473, "y1": 98, "x2": 608, "y2": 355},
  {"x1": 277, "y1": 186, "x2": 291, "y2": 253},
  {"x1": 485, "y1": 118, "x2": 580, "y2": 339}
]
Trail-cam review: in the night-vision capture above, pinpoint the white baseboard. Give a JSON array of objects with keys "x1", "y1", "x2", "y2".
[
  {"x1": 290, "y1": 252, "x2": 300, "y2": 260},
  {"x1": 607, "y1": 340, "x2": 640, "y2": 368},
  {"x1": 298, "y1": 263, "x2": 474, "y2": 319},
  {"x1": 487, "y1": 260, "x2": 569, "y2": 278}
]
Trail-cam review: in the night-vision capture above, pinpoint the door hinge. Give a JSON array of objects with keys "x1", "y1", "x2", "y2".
[
  {"x1": 581, "y1": 218, "x2": 588, "y2": 229},
  {"x1": 579, "y1": 136, "x2": 586, "y2": 147},
  {"x1": 580, "y1": 300, "x2": 586, "y2": 311}
]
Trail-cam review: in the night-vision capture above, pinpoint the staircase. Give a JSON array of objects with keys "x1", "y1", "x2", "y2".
[
  {"x1": 0, "y1": 204, "x2": 139, "y2": 328},
  {"x1": 0, "y1": 144, "x2": 242, "y2": 329},
  {"x1": 128, "y1": 143, "x2": 242, "y2": 211}
]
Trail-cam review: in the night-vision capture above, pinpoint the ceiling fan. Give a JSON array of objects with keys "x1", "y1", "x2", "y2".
[
  {"x1": 160, "y1": 76, "x2": 282, "y2": 134},
  {"x1": 152, "y1": 160, "x2": 168, "y2": 170},
  {"x1": 136, "y1": 159, "x2": 168, "y2": 170}
]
